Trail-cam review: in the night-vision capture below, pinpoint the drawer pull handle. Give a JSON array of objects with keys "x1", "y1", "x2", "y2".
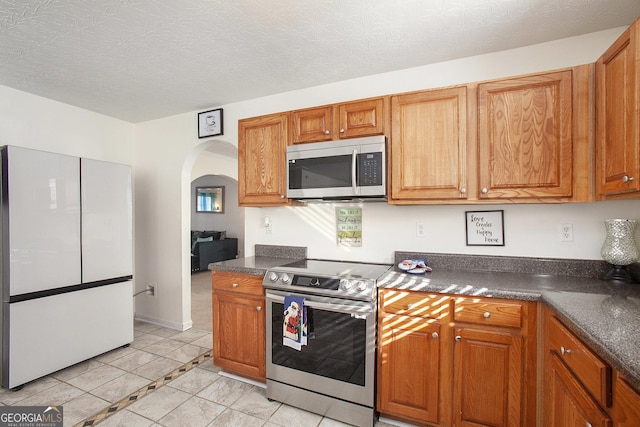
[
  {"x1": 432, "y1": 332, "x2": 439, "y2": 339},
  {"x1": 455, "y1": 335, "x2": 462, "y2": 342},
  {"x1": 483, "y1": 312, "x2": 491, "y2": 319},
  {"x1": 622, "y1": 175, "x2": 635, "y2": 183},
  {"x1": 232, "y1": 283, "x2": 239, "y2": 288},
  {"x1": 406, "y1": 303, "x2": 414, "y2": 310},
  {"x1": 561, "y1": 346, "x2": 572, "y2": 355}
]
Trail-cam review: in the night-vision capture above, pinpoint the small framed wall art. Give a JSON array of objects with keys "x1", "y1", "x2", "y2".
[
  {"x1": 198, "y1": 108, "x2": 223, "y2": 138},
  {"x1": 465, "y1": 210, "x2": 505, "y2": 246}
]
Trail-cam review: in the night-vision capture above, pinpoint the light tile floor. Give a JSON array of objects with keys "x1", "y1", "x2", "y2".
[{"x1": 0, "y1": 321, "x2": 398, "y2": 427}]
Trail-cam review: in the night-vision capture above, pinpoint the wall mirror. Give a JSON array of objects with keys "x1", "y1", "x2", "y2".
[{"x1": 196, "y1": 186, "x2": 224, "y2": 213}]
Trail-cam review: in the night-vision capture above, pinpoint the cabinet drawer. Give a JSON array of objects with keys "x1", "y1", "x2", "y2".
[
  {"x1": 453, "y1": 298, "x2": 523, "y2": 328},
  {"x1": 548, "y1": 315, "x2": 611, "y2": 407},
  {"x1": 380, "y1": 290, "x2": 449, "y2": 319},
  {"x1": 212, "y1": 270, "x2": 263, "y2": 296}
]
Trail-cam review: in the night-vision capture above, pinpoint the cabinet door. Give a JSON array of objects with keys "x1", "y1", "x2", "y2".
[
  {"x1": 611, "y1": 373, "x2": 640, "y2": 427},
  {"x1": 338, "y1": 98, "x2": 385, "y2": 139},
  {"x1": 377, "y1": 314, "x2": 441, "y2": 424},
  {"x1": 291, "y1": 106, "x2": 333, "y2": 144},
  {"x1": 453, "y1": 327, "x2": 523, "y2": 427},
  {"x1": 596, "y1": 20, "x2": 640, "y2": 198},
  {"x1": 238, "y1": 113, "x2": 289, "y2": 206},
  {"x1": 390, "y1": 87, "x2": 468, "y2": 201},
  {"x1": 478, "y1": 70, "x2": 573, "y2": 199},
  {"x1": 212, "y1": 292, "x2": 265, "y2": 381},
  {"x1": 546, "y1": 353, "x2": 612, "y2": 427}
]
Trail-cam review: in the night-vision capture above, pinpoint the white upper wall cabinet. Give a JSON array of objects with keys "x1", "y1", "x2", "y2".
[
  {"x1": 80, "y1": 158, "x2": 132, "y2": 283},
  {"x1": 4, "y1": 146, "x2": 82, "y2": 295}
]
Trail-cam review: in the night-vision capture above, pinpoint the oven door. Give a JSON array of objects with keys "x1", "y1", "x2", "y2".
[{"x1": 265, "y1": 289, "x2": 376, "y2": 407}]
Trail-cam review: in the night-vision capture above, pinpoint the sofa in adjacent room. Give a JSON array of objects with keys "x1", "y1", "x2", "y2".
[{"x1": 191, "y1": 230, "x2": 238, "y2": 272}]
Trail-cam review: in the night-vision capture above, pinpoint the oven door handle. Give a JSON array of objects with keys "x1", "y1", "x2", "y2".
[{"x1": 266, "y1": 291, "x2": 375, "y2": 316}]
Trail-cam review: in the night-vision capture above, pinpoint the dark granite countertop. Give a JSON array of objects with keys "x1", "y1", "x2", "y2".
[
  {"x1": 208, "y1": 255, "x2": 301, "y2": 276},
  {"x1": 208, "y1": 248, "x2": 640, "y2": 392},
  {"x1": 380, "y1": 252, "x2": 640, "y2": 392},
  {"x1": 208, "y1": 244, "x2": 307, "y2": 275}
]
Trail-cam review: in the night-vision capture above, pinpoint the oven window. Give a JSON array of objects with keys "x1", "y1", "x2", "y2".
[{"x1": 271, "y1": 302, "x2": 366, "y2": 386}]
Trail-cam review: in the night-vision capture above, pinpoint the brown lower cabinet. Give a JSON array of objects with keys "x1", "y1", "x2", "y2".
[
  {"x1": 377, "y1": 290, "x2": 537, "y2": 426},
  {"x1": 544, "y1": 306, "x2": 640, "y2": 427},
  {"x1": 211, "y1": 270, "x2": 265, "y2": 382}
]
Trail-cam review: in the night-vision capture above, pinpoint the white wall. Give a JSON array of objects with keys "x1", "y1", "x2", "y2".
[
  {"x1": 0, "y1": 85, "x2": 134, "y2": 163},
  {"x1": 133, "y1": 26, "x2": 640, "y2": 330}
]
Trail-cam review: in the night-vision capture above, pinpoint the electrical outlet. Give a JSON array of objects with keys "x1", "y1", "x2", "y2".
[
  {"x1": 560, "y1": 223, "x2": 573, "y2": 242},
  {"x1": 416, "y1": 222, "x2": 426, "y2": 238},
  {"x1": 266, "y1": 223, "x2": 272, "y2": 234},
  {"x1": 147, "y1": 283, "x2": 156, "y2": 297}
]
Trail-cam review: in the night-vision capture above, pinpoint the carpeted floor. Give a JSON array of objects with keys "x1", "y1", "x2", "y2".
[{"x1": 191, "y1": 270, "x2": 212, "y2": 332}]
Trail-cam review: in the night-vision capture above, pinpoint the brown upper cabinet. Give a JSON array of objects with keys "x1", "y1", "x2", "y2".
[
  {"x1": 389, "y1": 65, "x2": 591, "y2": 204},
  {"x1": 238, "y1": 112, "x2": 290, "y2": 206},
  {"x1": 389, "y1": 86, "x2": 469, "y2": 201},
  {"x1": 478, "y1": 70, "x2": 576, "y2": 200},
  {"x1": 596, "y1": 17, "x2": 640, "y2": 200},
  {"x1": 290, "y1": 97, "x2": 387, "y2": 144}
]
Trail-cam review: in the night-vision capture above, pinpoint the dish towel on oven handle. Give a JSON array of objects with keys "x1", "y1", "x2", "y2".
[{"x1": 283, "y1": 295, "x2": 307, "y2": 350}]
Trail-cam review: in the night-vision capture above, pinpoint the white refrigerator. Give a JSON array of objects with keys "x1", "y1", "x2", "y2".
[{"x1": 0, "y1": 146, "x2": 133, "y2": 389}]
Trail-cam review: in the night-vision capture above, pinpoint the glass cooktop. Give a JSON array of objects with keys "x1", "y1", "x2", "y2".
[{"x1": 273, "y1": 259, "x2": 391, "y2": 280}]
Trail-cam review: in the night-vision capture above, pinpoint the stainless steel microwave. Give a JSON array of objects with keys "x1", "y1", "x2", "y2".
[{"x1": 286, "y1": 135, "x2": 387, "y2": 201}]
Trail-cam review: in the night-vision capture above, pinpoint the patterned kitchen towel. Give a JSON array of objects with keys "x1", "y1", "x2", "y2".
[{"x1": 283, "y1": 295, "x2": 305, "y2": 350}]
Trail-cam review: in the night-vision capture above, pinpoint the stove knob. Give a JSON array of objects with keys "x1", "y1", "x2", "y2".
[
  {"x1": 268, "y1": 272, "x2": 279, "y2": 282},
  {"x1": 281, "y1": 273, "x2": 291, "y2": 284},
  {"x1": 340, "y1": 279, "x2": 352, "y2": 291},
  {"x1": 356, "y1": 281, "x2": 368, "y2": 292}
]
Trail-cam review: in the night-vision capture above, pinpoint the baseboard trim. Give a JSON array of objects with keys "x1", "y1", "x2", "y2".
[{"x1": 134, "y1": 313, "x2": 192, "y2": 331}]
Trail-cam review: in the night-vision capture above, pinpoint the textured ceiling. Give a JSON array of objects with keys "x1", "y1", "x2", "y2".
[{"x1": 1, "y1": 0, "x2": 640, "y2": 123}]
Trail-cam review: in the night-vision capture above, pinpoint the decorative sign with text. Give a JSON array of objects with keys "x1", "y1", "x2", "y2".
[
  {"x1": 465, "y1": 210, "x2": 505, "y2": 246},
  {"x1": 336, "y1": 207, "x2": 362, "y2": 247}
]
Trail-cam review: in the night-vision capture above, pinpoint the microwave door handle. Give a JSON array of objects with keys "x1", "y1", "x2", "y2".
[{"x1": 351, "y1": 149, "x2": 357, "y2": 194}]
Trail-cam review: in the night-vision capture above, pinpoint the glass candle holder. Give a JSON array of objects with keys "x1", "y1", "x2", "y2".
[{"x1": 601, "y1": 219, "x2": 639, "y2": 283}]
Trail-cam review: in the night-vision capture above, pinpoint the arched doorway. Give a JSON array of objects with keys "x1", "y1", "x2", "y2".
[{"x1": 182, "y1": 140, "x2": 242, "y2": 332}]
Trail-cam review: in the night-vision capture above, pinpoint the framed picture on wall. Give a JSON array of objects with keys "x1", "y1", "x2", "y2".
[
  {"x1": 198, "y1": 108, "x2": 223, "y2": 138},
  {"x1": 465, "y1": 210, "x2": 504, "y2": 246},
  {"x1": 196, "y1": 186, "x2": 224, "y2": 213}
]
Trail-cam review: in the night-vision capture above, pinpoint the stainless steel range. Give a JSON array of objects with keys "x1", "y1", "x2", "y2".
[{"x1": 263, "y1": 259, "x2": 391, "y2": 427}]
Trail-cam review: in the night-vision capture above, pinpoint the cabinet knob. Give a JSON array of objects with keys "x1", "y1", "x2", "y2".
[
  {"x1": 324, "y1": 130, "x2": 330, "y2": 135},
  {"x1": 339, "y1": 128, "x2": 345, "y2": 133},
  {"x1": 623, "y1": 175, "x2": 635, "y2": 183},
  {"x1": 560, "y1": 346, "x2": 572, "y2": 355},
  {"x1": 256, "y1": 306, "x2": 262, "y2": 311},
  {"x1": 483, "y1": 311, "x2": 491, "y2": 319},
  {"x1": 455, "y1": 335, "x2": 462, "y2": 342},
  {"x1": 406, "y1": 303, "x2": 414, "y2": 310},
  {"x1": 280, "y1": 194, "x2": 285, "y2": 199},
  {"x1": 460, "y1": 187, "x2": 466, "y2": 194},
  {"x1": 481, "y1": 187, "x2": 488, "y2": 194},
  {"x1": 586, "y1": 422, "x2": 593, "y2": 427},
  {"x1": 232, "y1": 283, "x2": 239, "y2": 288},
  {"x1": 432, "y1": 332, "x2": 439, "y2": 339}
]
